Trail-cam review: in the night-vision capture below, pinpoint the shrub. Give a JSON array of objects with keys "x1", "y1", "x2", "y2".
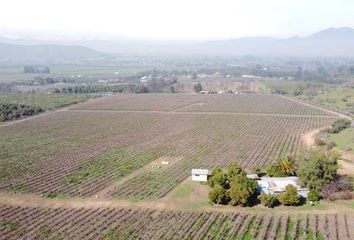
[
  {"x1": 259, "y1": 193, "x2": 279, "y2": 208},
  {"x1": 208, "y1": 184, "x2": 228, "y2": 205},
  {"x1": 266, "y1": 164, "x2": 286, "y2": 177},
  {"x1": 278, "y1": 184, "x2": 301, "y2": 206},
  {"x1": 307, "y1": 190, "x2": 320, "y2": 202},
  {"x1": 297, "y1": 148, "x2": 339, "y2": 191},
  {"x1": 329, "y1": 118, "x2": 351, "y2": 134}
]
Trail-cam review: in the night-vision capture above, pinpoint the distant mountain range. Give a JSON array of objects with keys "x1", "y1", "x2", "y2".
[
  {"x1": 0, "y1": 42, "x2": 105, "y2": 60},
  {"x1": 1, "y1": 27, "x2": 354, "y2": 58}
]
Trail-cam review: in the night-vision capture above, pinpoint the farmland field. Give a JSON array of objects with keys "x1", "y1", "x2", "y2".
[
  {"x1": 72, "y1": 93, "x2": 338, "y2": 115},
  {"x1": 0, "y1": 92, "x2": 93, "y2": 110},
  {"x1": 0, "y1": 204, "x2": 353, "y2": 240},
  {"x1": 0, "y1": 93, "x2": 350, "y2": 239},
  {"x1": 0, "y1": 94, "x2": 338, "y2": 198}
]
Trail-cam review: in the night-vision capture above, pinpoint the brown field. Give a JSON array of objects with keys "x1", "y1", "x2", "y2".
[
  {"x1": 1, "y1": 93, "x2": 350, "y2": 239},
  {"x1": 71, "y1": 93, "x2": 339, "y2": 115},
  {"x1": 0, "y1": 95, "x2": 336, "y2": 198}
]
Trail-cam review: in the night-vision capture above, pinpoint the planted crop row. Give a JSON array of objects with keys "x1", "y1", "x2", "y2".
[{"x1": 1, "y1": 204, "x2": 352, "y2": 240}]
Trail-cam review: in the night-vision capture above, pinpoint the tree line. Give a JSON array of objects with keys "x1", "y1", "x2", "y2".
[{"x1": 0, "y1": 103, "x2": 44, "y2": 122}]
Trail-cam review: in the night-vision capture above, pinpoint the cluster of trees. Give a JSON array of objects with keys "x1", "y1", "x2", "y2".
[
  {"x1": 0, "y1": 103, "x2": 44, "y2": 122},
  {"x1": 13, "y1": 77, "x2": 77, "y2": 87},
  {"x1": 298, "y1": 148, "x2": 353, "y2": 200},
  {"x1": 208, "y1": 147, "x2": 348, "y2": 208},
  {"x1": 23, "y1": 65, "x2": 50, "y2": 74},
  {"x1": 54, "y1": 79, "x2": 178, "y2": 95},
  {"x1": 259, "y1": 186, "x2": 320, "y2": 208},
  {"x1": 328, "y1": 118, "x2": 352, "y2": 134},
  {"x1": 208, "y1": 164, "x2": 259, "y2": 206},
  {"x1": 54, "y1": 85, "x2": 125, "y2": 94}
]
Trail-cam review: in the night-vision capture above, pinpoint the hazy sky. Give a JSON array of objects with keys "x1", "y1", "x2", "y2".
[{"x1": 0, "y1": 0, "x2": 353, "y2": 41}]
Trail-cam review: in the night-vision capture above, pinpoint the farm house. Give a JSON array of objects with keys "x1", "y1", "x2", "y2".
[
  {"x1": 256, "y1": 176, "x2": 309, "y2": 197},
  {"x1": 191, "y1": 169, "x2": 209, "y2": 182}
]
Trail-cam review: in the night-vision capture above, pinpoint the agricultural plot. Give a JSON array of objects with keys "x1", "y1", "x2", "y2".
[
  {"x1": 0, "y1": 93, "x2": 92, "y2": 110},
  {"x1": 0, "y1": 95, "x2": 336, "y2": 198},
  {"x1": 0, "y1": 204, "x2": 353, "y2": 240},
  {"x1": 72, "y1": 93, "x2": 338, "y2": 116}
]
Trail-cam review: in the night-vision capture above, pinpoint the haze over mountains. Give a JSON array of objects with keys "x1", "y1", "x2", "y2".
[{"x1": 1, "y1": 27, "x2": 354, "y2": 59}]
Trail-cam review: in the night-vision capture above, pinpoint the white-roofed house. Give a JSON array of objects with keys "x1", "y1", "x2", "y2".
[
  {"x1": 191, "y1": 169, "x2": 209, "y2": 182},
  {"x1": 256, "y1": 176, "x2": 309, "y2": 197}
]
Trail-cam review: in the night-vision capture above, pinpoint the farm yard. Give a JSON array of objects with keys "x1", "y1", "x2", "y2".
[{"x1": 0, "y1": 93, "x2": 353, "y2": 239}]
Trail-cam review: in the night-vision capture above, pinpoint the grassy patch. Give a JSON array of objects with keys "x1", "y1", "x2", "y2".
[
  {"x1": 170, "y1": 182, "x2": 194, "y2": 198},
  {"x1": 325, "y1": 128, "x2": 354, "y2": 154},
  {"x1": 298, "y1": 202, "x2": 328, "y2": 211}
]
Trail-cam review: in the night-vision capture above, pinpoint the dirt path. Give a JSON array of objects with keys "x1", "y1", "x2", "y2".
[
  {"x1": 301, "y1": 126, "x2": 329, "y2": 148},
  {"x1": 302, "y1": 126, "x2": 354, "y2": 176}
]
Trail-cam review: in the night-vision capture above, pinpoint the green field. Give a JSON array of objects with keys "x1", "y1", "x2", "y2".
[
  {"x1": 0, "y1": 65, "x2": 154, "y2": 83},
  {"x1": 0, "y1": 93, "x2": 93, "y2": 110},
  {"x1": 325, "y1": 128, "x2": 354, "y2": 154},
  {"x1": 299, "y1": 88, "x2": 354, "y2": 116}
]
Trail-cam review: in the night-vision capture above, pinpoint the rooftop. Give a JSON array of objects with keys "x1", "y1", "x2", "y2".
[{"x1": 191, "y1": 169, "x2": 209, "y2": 175}]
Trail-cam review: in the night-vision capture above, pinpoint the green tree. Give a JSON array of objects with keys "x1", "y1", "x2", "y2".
[
  {"x1": 207, "y1": 168, "x2": 228, "y2": 188},
  {"x1": 208, "y1": 184, "x2": 228, "y2": 205},
  {"x1": 307, "y1": 190, "x2": 320, "y2": 202},
  {"x1": 193, "y1": 83, "x2": 202, "y2": 93},
  {"x1": 297, "y1": 149, "x2": 339, "y2": 191},
  {"x1": 278, "y1": 184, "x2": 301, "y2": 206},
  {"x1": 259, "y1": 193, "x2": 279, "y2": 208},
  {"x1": 228, "y1": 172, "x2": 258, "y2": 206},
  {"x1": 329, "y1": 118, "x2": 351, "y2": 134},
  {"x1": 227, "y1": 163, "x2": 243, "y2": 179}
]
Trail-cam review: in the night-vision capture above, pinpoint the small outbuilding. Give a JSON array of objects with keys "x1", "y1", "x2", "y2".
[{"x1": 191, "y1": 169, "x2": 209, "y2": 182}]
